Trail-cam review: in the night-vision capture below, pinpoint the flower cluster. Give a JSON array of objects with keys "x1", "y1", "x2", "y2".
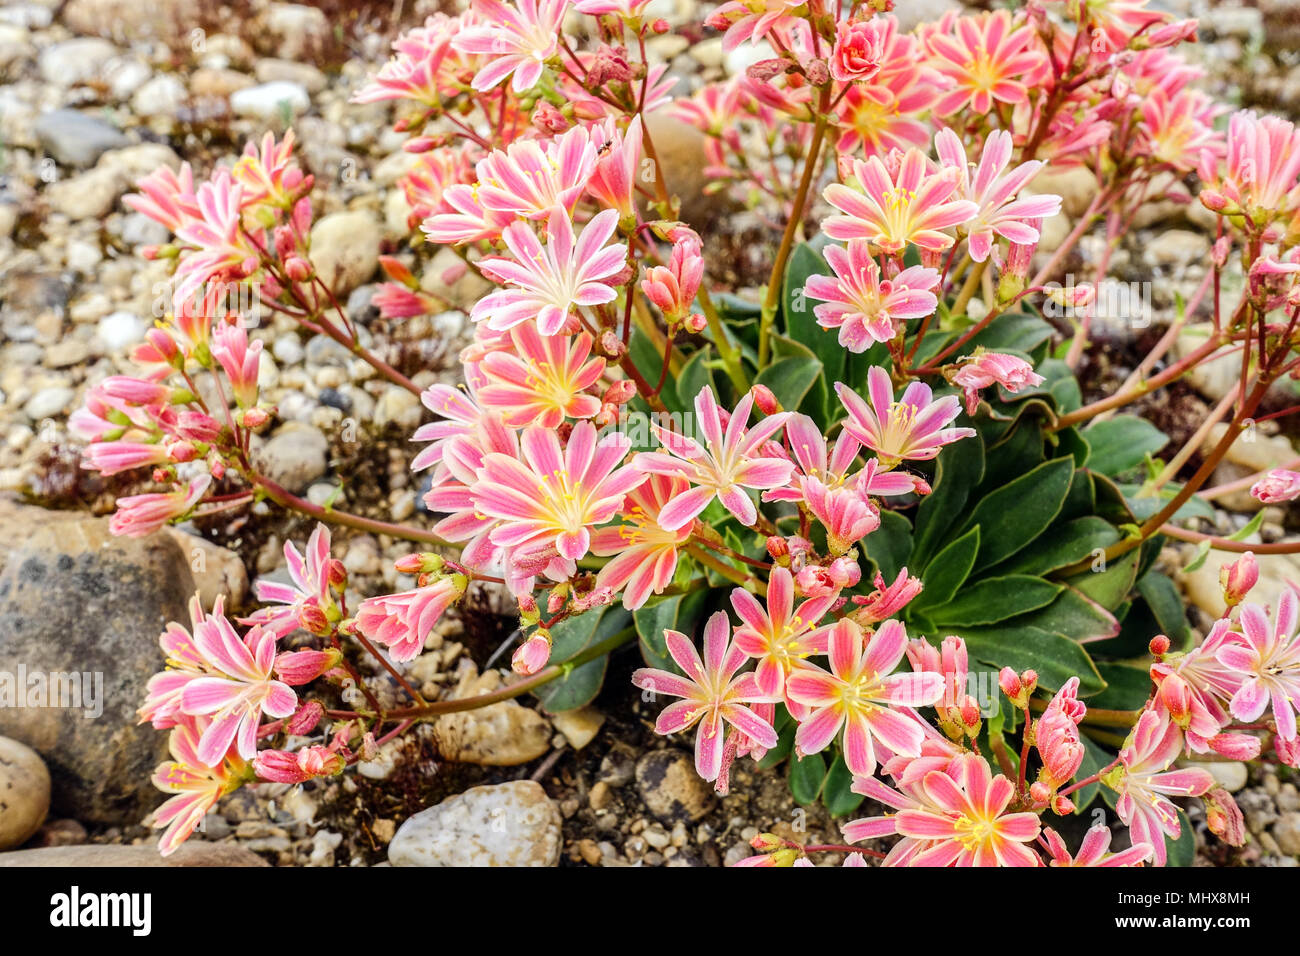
[{"x1": 65, "y1": 0, "x2": 1300, "y2": 866}]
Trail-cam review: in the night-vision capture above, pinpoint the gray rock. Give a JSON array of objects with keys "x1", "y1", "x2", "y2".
[
  {"x1": 0, "y1": 500, "x2": 195, "y2": 824},
  {"x1": 0, "y1": 736, "x2": 49, "y2": 849},
  {"x1": 636, "y1": 749, "x2": 716, "y2": 823},
  {"x1": 0, "y1": 843, "x2": 269, "y2": 866},
  {"x1": 34, "y1": 110, "x2": 128, "y2": 169},
  {"x1": 388, "y1": 781, "x2": 562, "y2": 866},
  {"x1": 254, "y1": 423, "x2": 329, "y2": 493}
]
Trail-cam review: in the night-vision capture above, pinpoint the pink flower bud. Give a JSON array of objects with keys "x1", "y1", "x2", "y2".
[
  {"x1": 603, "y1": 379, "x2": 637, "y2": 405},
  {"x1": 275, "y1": 648, "x2": 343, "y2": 685},
  {"x1": 512, "y1": 630, "x2": 552, "y2": 676},
  {"x1": 1209, "y1": 732, "x2": 1262, "y2": 761},
  {"x1": 1203, "y1": 787, "x2": 1246, "y2": 846},
  {"x1": 1220, "y1": 552, "x2": 1258, "y2": 607},
  {"x1": 287, "y1": 700, "x2": 325, "y2": 735},
  {"x1": 1149, "y1": 634, "x2": 1171, "y2": 657},
  {"x1": 750, "y1": 383, "x2": 780, "y2": 415},
  {"x1": 1158, "y1": 673, "x2": 1194, "y2": 729}
]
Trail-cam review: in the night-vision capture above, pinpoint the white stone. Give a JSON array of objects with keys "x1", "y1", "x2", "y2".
[
  {"x1": 96, "y1": 311, "x2": 145, "y2": 350},
  {"x1": 230, "y1": 81, "x2": 310, "y2": 120},
  {"x1": 388, "y1": 781, "x2": 562, "y2": 867},
  {"x1": 0, "y1": 736, "x2": 49, "y2": 849}
]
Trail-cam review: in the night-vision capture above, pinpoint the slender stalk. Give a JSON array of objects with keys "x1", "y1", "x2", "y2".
[
  {"x1": 758, "y1": 112, "x2": 829, "y2": 369},
  {"x1": 254, "y1": 473, "x2": 451, "y2": 546}
]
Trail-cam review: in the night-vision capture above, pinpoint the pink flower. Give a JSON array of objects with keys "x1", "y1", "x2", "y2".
[
  {"x1": 1110, "y1": 710, "x2": 1215, "y2": 866},
  {"x1": 925, "y1": 9, "x2": 1043, "y2": 117},
  {"x1": 823, "y1": 149, "x2": 976, "y2": 254},
  {"x1": 150, "y1": 717, "x2": 243, "y2": 856},
  {"x1": 244, "y1": 524, "x2": 338, "y2": 637},
  {"x1": 1217, "y1": 587, "x2": 1300, "y2": 741},
  {"x1": 641, "y1": 234, "x2": 705, "y2": 330},
  {"x1": 110, "y1": 475, "x2": 211, "y2": 537},
  {"x1": 82, "y1": 440, "x2": 173, "y2": 477},
  {"x1": 785, "y1": 618, "x2": 943, "y2": 776},
  {"x1": 934, "y1": 128, "x2": 1062, "y2": 263},
  {"x1": 587, "y1": 115, "x2": 642, "y2": 220},
  {"x1": 830, "y1": 16, "x2": 890, "y2": 83},
  {"x1": 631, "y1": 610, "x2": 779, "y2": 781},
  {"x1": 473, "y1": 124, "x2": 599, "y2": 220},
  {"x1": 1035, "y1": 677, "x2": 1086, "y2": 790},
  {"x1": 836, "y1": 366, "x2": 975, "y2": 466},
  {"x1": 853, "y1": 567, "x2": 923, "y2": 624},
  {"x1": 800, "y1": 476, "x2": 880, "y2": 556},
  {"x1": 126, "y1": 162, "x2": 199, "y2": 233},
  {"x1": 172, "y1": 171, "x2": 258, "y2": 310},
  {"x1": 951, "y1": 351, "x2": 1045, "y2": 415},
  {"x1": 477, "y1": 325, "x2": 605, "y2": 428},
  {"x1": 633, "y1": 387, "x2": 792, "y2": 530},
  {"x1": 210, "y1": 322, "x2": 262, "y2": 408},
  {"x1": 1150, "y1": 618, "x2": 1244, "y2": 752},
  {"x1": 1251, "y1": 468, "x2": 1300, "y2": 504},
  {"x1": 1199, "y1": 111, "x2": 1300, "y2": 230},
  {"x1": 274, "y1": 648, "x2": 342, "y2": 685},
  {"x1": 139, "y1": 594, "x2": 218, "y2": 729},
  {"x1": 178, "y1": 614, "x2": 298, "y2": 765},
  {"x1": 591, "y1": 475, "x2": 694, "y2": 610},
  {"x1": 254, "y1": 745, "x2": 345, "y2": 784},
  {"x1": 352, "y1": 13, "x2": 476, "y2": 107},
  {"x1": 452, "y1": 0, "x2": 568, "y2": 93},
  {"x1": 893, "y1": 753, "x2": 1041, "y2": 866},
  {"x1": 474, "y1": 421, "x2": 645, "y2": 564},
  {"x1": 906, "y1": 634, "x2": 979, "y2": 736},
  {"x1": 707, "y1": 0, "x2": 804, "y2": 52},
  {"x1": 473, "y1": 209, "x2": 625, "y2": 336},
  {"x1": 355, "y1": 575, "x2": 469, "y2": 662},
  {"x1": 411, "y1": 383, "x2": 490, "y2": 474},
  {"x1": 1043, "y1": 825, "x2": 1152, "y2": 867},
  {"x1": 803, "y1": 240, "x2": 940, "y2": 351},
  {"x1": 794, "y1": 557, "x2": 861, "y2": 599},
  {"x1": 731, "y1": 566, "x2": 836, "y2": 701}
]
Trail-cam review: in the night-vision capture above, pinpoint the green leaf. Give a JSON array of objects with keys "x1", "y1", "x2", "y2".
[
  {"x1": 998, "y1": 516, "x2": 1120, "y2": 576},
  {"x1": 1013, "y1": 587, "x2": 1120, "y2": 644},
  {"x1": 1090, "y1": 662, "x2": 1153, "y2": 712},
  {"x1": 952, "y1": 624, "x2": 1105, "y2": 694},
  {"x1": 1083, "y1": 416, "x2": 1169, "y2": 477},
  {"x1": 863, "y1": 508, "x2": 913, "y2": 583},
  {"x1": 1071, "y1": 736, "x2": 1112, "y2": 814},
  {"x1": 675, "y1": 346, "x2": 717, "y2": 413},
  {"x1": 633, "y1": 590, "x2": 710, "y2": 671},
  {"x1": 788, "y1": 751, "x2": 827, "y2": 805},
  {"x1": 926, "y1": 575, "x2": 1063, "y2": 627},
  {"x1": 1165, "y1": 807, "x2": 1196, "y2": 867},
  {"x1": 1119, "y1": 482, "x2": 1217, "y2": 523},
  {"x1": 911, "y1": 433, "x2": 985, "y2": 569},
  {"x1": 964, "y1": 312, "x2": 1055, "y2": 355},
  {"x1": 822, "y1": 754, "x2": 865, "y2": 818},
  {"x1": 533, "y1": 656, "x2": 608, "y2": 713},
  {"x1": 1137, "y1": 571, "x2": 1188, "y2": 640},
  {"x1": 783, "y1": 241, "x2": 842, "y2": 421},
  {"x1": 914, "y1": 527, "x2": 980, "y2": 611},
  {"x1": 754, "y1": 354, "x2": 822, "y2": 413},
  {"x1": 534, "y1": 607, "x2": 631, "y2": 712},
  {"x1": 1064, "y1": 548, "x2": 1139, "y2": 610},
  {"x1": 960, "y1": 456, "x2": 1075, "y2": 571}
]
